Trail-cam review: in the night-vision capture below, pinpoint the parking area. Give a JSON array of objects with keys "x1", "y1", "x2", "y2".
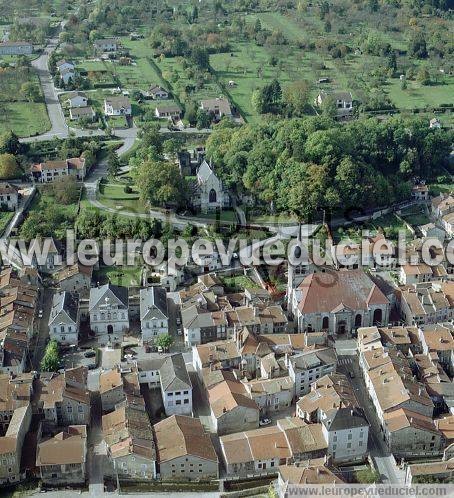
[{"x1": 61, "y1": 348, "x2": 98, "y2": 370}]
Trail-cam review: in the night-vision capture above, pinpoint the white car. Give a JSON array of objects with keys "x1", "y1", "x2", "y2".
[
  {"x1": 38, "y1": 309, "x2": 43, "y2": 318},
  {"x1": 177, "y1": 328, "x2": 183, "y2": 336},
  {"x1": 259, "y1": 417, "x2": 271, "y2": 426}
]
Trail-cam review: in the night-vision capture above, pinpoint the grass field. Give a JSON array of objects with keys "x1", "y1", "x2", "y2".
[
  {"x1": 209, "y1": 11, "x2": 454, "y2": 121},
  {"x1": 399, "y1": 205, "x2": 430, "y2": 227},
  {"x1": 0, "y1": 65, "x2": 50, "y2": 136},
  {"x1": 0, "y1": 102, "x2": 50, "y2": 137},
  {"x1": 94, "y1": 265, "x2": 142, "y2": 286},
  {"x1": 97, "y1": 182, "x2": 148, "y2": 214}
]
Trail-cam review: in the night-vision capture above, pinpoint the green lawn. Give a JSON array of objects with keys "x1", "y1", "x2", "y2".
[
  {"x1": 399, "y1": 205, "x2": 430, "y2": 227},
  {"x1": 0, "y1": 102, "x2": 50, "y2": 137},
  {"x1": 97, "y1": 182, "x2": 148, "y2": 214},
  {"x1": 386, "y1": 77, "x2": 454, "y2": 109},
  {"x1": 219, "y1": 275, "x2": 259, "y2": 292},
  {"x1": 0, "y1": 211, "x2": 13, "y2": 235},
  {"x1": 194, "y1": 209, "x2": 237, "y2": 222},
  {"x1": 94, "y1": 265, "x2": 142, "y2": 286}
]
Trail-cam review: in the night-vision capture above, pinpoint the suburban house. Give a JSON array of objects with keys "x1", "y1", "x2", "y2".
[
  {"x1": 292, "y1": 270, "x2": 390, "y2": 335},
  {"x1": 34, "y1": 367, "x2": 91, "y2": 427},
  {"x1": 315, "y1": 90, "x2": 353, "y2": 117},
  {"x1": 320, "y1": 407, "x2": 369, "y2": 464},
  {"x1": 36, "y1": 425, "x2": 87, "y2": 485},
  {"x1": 69, "y1": 106, "x2": 96, "y2": 121},
  {"x1": 219, "y1": 418, "x2": 327, "y2": 477},
  {"x1": 0, "y1": 41, "x2": 32, "y2": 56},
  {"x1": 89, "y1": 284, "x2": 129, "y2": 345},
  {"x1": 139, "y1": 287, "x2": 169, "y2": 344},
  {"x1": 104, "y1": 96, "x2": 132, "y2": 116},
  {"x1": 93, "y1": 38, "x2": 118, "y2": 52},
  {"x1": 200, "y1": 97, "x2": 232, "y2": 121},
  {"x1": 154, "y1": 415, "x2": 219, "y2": 480},
  {"x1": 148, "y1": 85, "x2": 169, "y2": 99},
  {"x1": 287, "y1": 347, "x2": 337, "y2": 397},
  {"x1": 65, "y1": 91, "x2": 88, "y2": 107},
  {"x1": 48, "y1": 291, "x2": 80, "y2": 346},
  {"x1": 56, "y1": 60, "x2": 75, "y2": 73},
  {"x1": 56, "y1": 263, "x2": 92, "y2": 293},
  {"x1": 31, "y1": 157, "x2": 87, "y2": 182},
  {"x1": 0, "y1": 404, "x2": 32, "y2": 486},
  {"x1": 190, "y1": 160, "x2": 230, "y2": 214},
  {"x1": 102, "y1": 403, "x2": 156, "y2": 480},
  {"x1": 154, "y1": 104, "x2": 182, "y2": 119},
  {"x1": 159, "y1": 353, "x2": 193, "y2": 416},
  {"x1": 207, "y1": 378, "x2": 260, "y2": 435},
  {"x1": 0, "y1": 183, "x2": 19, "y2": 211},
  {"x1": 59, "y1": 66, "x2": 76, "y2": 85}
]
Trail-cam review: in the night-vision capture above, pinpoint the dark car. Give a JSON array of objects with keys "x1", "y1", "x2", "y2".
[
  {"x1": 88, "y1": 363, "x2": 97, "y2": 370},
  {"x1": 84, "y1": 350, "x2": 96, "y2": 358}
]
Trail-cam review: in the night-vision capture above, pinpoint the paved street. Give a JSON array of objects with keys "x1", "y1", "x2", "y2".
[
  {"x1": 336, "y1": 351, "x2": 405, "y2": 484},
  {"x1": 31, "y1": 287, "x2": 53, "y2": 370},
  {"x1": 29, "y1": 35, "x2": 68, "y2": 140}
]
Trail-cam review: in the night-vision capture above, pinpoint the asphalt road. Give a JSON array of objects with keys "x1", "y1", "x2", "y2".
[
  {"x1": 336, "y1": 351, "x2": 405, "y2": 484},
  {"x1": 30, "y1": 36, "x2": 68, "y2": 140}
]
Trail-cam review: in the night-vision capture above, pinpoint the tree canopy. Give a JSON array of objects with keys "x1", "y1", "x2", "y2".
[{"x1": 206, "y1": 115, "x2": 452, "y2": 220}]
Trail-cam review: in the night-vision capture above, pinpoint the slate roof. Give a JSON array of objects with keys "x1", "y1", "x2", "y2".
[
  {"x1": 159, "y1": 353, "x2": 191, "y2": 392},
  {"x1": 49, "y1": 291, "x2": 79, "y2": 325},
  {"x1": 322, "y1": 407, "x2": 368, "y2": 431},
  {"x1": 139, "y1": 286, "x2": 168, "y2": 321},
  {"x1": 89, "y1": 283, "x2": 128, "y2": 311}
]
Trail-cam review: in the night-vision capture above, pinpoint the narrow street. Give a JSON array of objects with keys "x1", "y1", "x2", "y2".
[
  {"x1": 336, "y1": 351, "x2": 405, "y2": 484},
  {"x1": 31, "y1": 287, "x2": 54, "y2": 370}
]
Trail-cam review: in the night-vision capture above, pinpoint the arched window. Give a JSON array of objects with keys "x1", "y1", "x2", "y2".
[
  {"x1": 373, "y1": 309, "x2": 383, "y2": 325},
  {"x1": 322, "y1": 317, "x2": 329, "y2": 330},
  {"x1": 355, "y1": 314, "x2": 362, "y2": 328},
  {"x1": 209, "y1": 189, "x2": 217, "y2": 203}
]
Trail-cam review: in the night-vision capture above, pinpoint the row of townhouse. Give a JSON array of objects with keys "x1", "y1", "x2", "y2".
[
  {"x1": 0, "y1": 366, "x2": 91, "y2": 486},
  {"x1": 359, "y1": 346, "x2": 446, "y2": 458},
  {"x1": 432, "y1": 193, "x2": 454, "y2": 238},
  {"x1": 398, "y1": 281, "x2": 454, "y2": 327},
  {"x1": 0, "y1": 267, "x2": 40, "y2": 374}
]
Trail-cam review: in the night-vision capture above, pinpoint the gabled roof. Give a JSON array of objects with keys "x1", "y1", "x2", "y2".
[
  {"x1": 49, "y1": 291, "x2": 79, "y2": 325},
  {"x1": 159, "y1": 353, "x2": 191, "y2": 392},
  {"x1": 139, "y1": 286, "x2": 168, "y2": 321},
  {"x1": 297, "y1": 270, "x2": 389, "y2": 314},
  {"x1": 89, "y1": 283, "x2": 128, "y2": 311},
  {"x1": 197, "y1": 160, "x2": 215, "y2": 184},
  {"x1": 154, "y1": 415, "x2": 217, "y2": 463}
]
